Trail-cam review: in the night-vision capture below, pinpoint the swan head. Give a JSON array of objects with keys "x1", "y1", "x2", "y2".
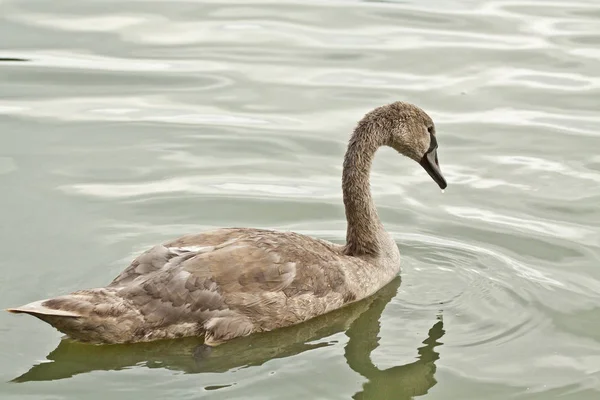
[{"x1": 358, "y1": 101, "x2": 447, "y2": 189}]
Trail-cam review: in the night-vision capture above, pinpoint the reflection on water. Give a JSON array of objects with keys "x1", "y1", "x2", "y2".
[
  {"x1": 345, "y1": 287, "x2": 444, "y2": 399},
  {"x1": 12, "y1": 278, "x2": 445, "y2": 399},
  {"x1": 349, "y1": 320, "x2": 444, "y2": 400}
]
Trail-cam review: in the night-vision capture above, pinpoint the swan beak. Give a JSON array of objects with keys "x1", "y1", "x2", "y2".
[{"x1": 419, "y1": 148, "x2": 447, "y2": 189}]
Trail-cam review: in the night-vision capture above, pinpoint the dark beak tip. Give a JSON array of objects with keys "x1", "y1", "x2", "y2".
[{"x1": 419, "y1": 149, "x2": 447, "y2": 190}]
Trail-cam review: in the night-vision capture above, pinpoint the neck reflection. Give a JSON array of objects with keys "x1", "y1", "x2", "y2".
[{"x1": 344, "y1": 278, "x2": 445, "y2": 399}]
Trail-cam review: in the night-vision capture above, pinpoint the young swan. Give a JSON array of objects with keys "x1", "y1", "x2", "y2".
[{"x1": 7, "y1": 101, "x2": 447, "y2": 346}]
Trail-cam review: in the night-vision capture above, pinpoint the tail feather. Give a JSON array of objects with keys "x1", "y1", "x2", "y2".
[
  {"x1": 6, "y1": 299, "x2": 81, "y2": 318},
  {"x1": 6, "y1": 289, "x2": 139, "y2": 343}
]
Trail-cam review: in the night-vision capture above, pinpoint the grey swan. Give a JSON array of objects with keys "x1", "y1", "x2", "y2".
[{"x1": 7, "y1": 101, "x2": 447, "y2": 346}]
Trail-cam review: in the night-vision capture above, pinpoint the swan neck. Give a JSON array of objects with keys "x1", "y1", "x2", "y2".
[{"x1": 342, "y1": 127, "x2": 385, "y2": 256}]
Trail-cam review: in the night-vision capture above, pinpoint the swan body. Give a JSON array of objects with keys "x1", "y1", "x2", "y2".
[{"x1": 7, "y1": 101, "x2": 447, "y2": 345}]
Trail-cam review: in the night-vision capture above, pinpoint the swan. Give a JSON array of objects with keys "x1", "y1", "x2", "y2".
[{"x1": 7, "y1": 101, "x2": 447, "y2": 346}]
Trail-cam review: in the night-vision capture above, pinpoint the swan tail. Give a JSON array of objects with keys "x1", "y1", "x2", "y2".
[
  {"x1": 6, "y1": 289, "x2": 137, "y2": 343},
  {"x1": 7, "y1": 299, "x2": 82, "y2": 318}
]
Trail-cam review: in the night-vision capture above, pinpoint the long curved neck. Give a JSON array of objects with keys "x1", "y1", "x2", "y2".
[{"x1": 342, "y1": 126, "x2": 385, "y2": 256}]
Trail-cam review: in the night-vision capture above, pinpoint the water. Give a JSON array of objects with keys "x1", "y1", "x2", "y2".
[{"x1": 1, "y1": 0, "x2": 600, "y2": 398}]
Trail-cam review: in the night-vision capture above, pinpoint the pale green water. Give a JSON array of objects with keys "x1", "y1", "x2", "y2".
[{"x1": 1, "y1": 0, "x2": 600, "y2": 398}]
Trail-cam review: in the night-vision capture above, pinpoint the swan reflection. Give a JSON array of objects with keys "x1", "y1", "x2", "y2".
[{"x1": 13, "y1": 277, "x2": 444, "y2": 399}]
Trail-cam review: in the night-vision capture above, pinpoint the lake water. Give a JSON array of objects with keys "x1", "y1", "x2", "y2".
[{"x1": 1, "y1": 0, "x2": 600, "y2": 398}]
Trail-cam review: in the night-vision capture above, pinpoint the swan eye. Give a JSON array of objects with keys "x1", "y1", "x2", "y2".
[{"x1": 427, "y1": 126, "x2": 434, "y2": 134}]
